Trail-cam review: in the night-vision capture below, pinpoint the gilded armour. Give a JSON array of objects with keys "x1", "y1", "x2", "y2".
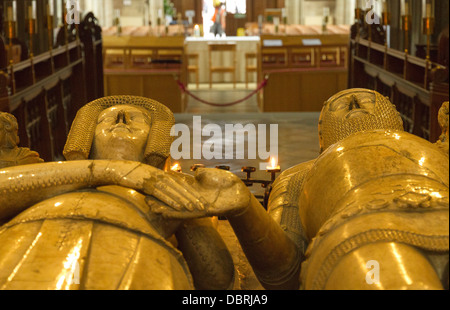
[
  {"x1": 268, "y1": 89, "x2": 449, "y2": 289},
  {"x1": 299, "y1": 130, "x2": 449, "y2": 289}
]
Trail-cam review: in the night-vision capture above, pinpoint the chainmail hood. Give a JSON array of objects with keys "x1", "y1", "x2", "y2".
[
  {"x1": 63, "y1": 96, "x2": 175, "y2": 169},
  {"x1": 318, "y1": 89, "x2": 404, "y2": 153}
]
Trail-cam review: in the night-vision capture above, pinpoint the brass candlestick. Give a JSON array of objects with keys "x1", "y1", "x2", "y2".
[
  {"x1": 381, "y1": 11, "x2": 390, "y2": 69},
  {"x1": 402, "y1": 14, "x2": 412, "y2": 79},
  {"x1": 27, "y1": 17, "x2": 36, "y2": 84},
  {"x1": 422, "y1": 17, "x2": 435, "y2": 60},
  {"x1": 402, "y1": 15, "x2": 412, "y2": 54},
  {"x1": 26, "y1": 1, "x2": 36, "y2": 57},
  {"x1": 265, "y1": 157, "x2": 281, "y2": 182},
  {"x1": 28, "y1": 18, "x2": 35, "y2": 56},
  {"x1": 422, "y1": 16, "x2": 435, "y2": 89},
  {"x1": 6, "y1": 21, "x2": 16, "y2": 50},
  {"x1": 266, "y1": 166, "x2": 281, "y2": 182},
  {"x1": 354, "y1": 7, "x2": 362, "y2": 56},
  {"x1": 47, "y1": 14, "x2": 55, "y2": 72},
  {"x1": 4, "y1": 1, "x2": 17, "y2": 50}
]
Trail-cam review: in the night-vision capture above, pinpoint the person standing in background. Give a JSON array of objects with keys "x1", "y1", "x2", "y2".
[{"x1": 211, "y1": 0, "x2": 226, "y2": 37}]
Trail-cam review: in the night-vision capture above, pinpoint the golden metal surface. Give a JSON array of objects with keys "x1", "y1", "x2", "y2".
[
  {"x1": 318, "y1": 88, "x2": 403, "y2": 153},
  {"x1": 1, "y1": 91, "x2": 448, "y2": 290},
  {"x1": 0, "y1": 97, "x2": 237, "y2": 290},
  {"x1": 63, "y1": 96, "x2": 175, "y2": 169}
]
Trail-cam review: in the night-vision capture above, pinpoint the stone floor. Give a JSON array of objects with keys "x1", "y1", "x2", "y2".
[{"x1": 173, "y1": 83, "x2": 321, "y2": 290}]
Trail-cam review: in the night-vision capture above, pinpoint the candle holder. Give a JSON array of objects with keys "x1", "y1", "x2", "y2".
[
  {"x1": 266, "y1": 166, "x2": 281, "y2": 182},
  {"x1": 170, "y1": 163, "x2": 182, "y2": 173},
  {"x1": 401, "y1": 14, "x2": 412, "y2": 79},
  {"x1": 422, "y1": 17, "x2": 435, "y2": 89},
  {"x1": 265, "y1": 157, "x2": 281, "y2": 182},
  {"x1": 274, "y1": 17, "x2": 280, "y2": 35},
  {"x1": 402, "y1": 15, "x2": 412, "y2": 54},
  {"x1": 241, "y1": 162, "x2": 282, "y2": 209},
  {"x1": 27, "y1": 19, "x2": 35, "y2": 56},
  {"x1": 422, "y1": 17, "x2": 435, "y2": 60},
  {"x1": 381, "y1": 11, "x2": 390, "y2": 69},
  {"x1": 241, "y1": 167, "x2": 256, "y2": 186},
  {"x1": 216, "y1": 165, "x2": 230, "y2": 171},
  {"x1": 26, "y1": 1, "x2": 37, "y2": 56},
  {"x1": 354, "y1": 7, "x2": 362, "y2": 57},
  {"x1": 47, "y1": 1, "x2": 55, "y2": 72},
  {"x1": 190, "y1": 164, "x2": 205, "y2": 172},
  {"x1": 4, "y1": 1, "x2": 17, "y2": 47},
  {"x1": 322, "y1": 15, "x2": 329, "y2": 33}
]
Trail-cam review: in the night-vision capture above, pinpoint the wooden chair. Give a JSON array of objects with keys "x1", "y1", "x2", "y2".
[
  {"x1": 245, "y1": 52, "x2": 258, "y2": 89},
  {"x1": 208, "y1": 43, "x2": 237, "y2": 89},
  {"x1": 187, "y1": 53, "x2": 199, "y2": 89}
]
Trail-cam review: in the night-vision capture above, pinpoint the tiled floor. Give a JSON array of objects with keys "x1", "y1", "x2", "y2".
[{"x1": 174, "y1": 83, "x2": 321, "y2": 290}]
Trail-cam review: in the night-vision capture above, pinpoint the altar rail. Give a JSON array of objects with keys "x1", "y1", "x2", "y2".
[
  {"x1": 259, "y1": 34, "x2": 349, "y2": 112},
  {"x1": 102, "y1": 36, "x2": 187, "y2": 113},
  {"x1": 349, "y1": 38, "x2": 449, "y2": 142}
]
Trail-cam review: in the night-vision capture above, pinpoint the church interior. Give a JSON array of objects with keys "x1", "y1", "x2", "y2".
[{"x1": 0, "y1": 0, "x2": 448, "y2": 291}]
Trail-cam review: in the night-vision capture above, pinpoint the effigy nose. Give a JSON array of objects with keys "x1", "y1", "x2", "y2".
[
  {"x1": 349, "y1": 95, "x2": 361, "y2": 110},
  {"x1": 116, "y1": 111, "x2": 129, "y2": 124}
]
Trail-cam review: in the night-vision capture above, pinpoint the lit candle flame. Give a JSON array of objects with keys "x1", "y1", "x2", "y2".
[
  {"x1": 171, "y1": 163, "x2": 182, "y2": 172},
  {"x1": 267, "y1": 156, "x2": 280, "y2": 170},
  {"x1": 194, "y1": 24, "x2": 201, "y2": 37}
]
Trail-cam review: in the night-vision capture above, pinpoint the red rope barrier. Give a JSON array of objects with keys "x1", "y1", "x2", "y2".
[{"x1": 176, "y1": 78, "x2": 268, "y2": 107}]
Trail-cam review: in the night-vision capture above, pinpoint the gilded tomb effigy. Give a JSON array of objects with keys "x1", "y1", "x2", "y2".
[
  {"x1": 0, "y1": 96, "x2": 237, "y2": 290},
  {"x1": 0, "y1": 91, "x2": 448, "y2": 290},
  {"x1": 150, "y1": 89, "x2": 449, "y2": 290}
]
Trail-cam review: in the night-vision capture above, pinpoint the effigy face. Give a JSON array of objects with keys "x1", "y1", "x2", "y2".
[
  {"x1": 63, "y1": 96, "x2": 175, "y2": 169},
  {"x1": 91, "y1": 105, "x2": 152, "y2": 162},
  {"x1": 318, "y1": 89, "x2": 404, "y2": 152}
]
